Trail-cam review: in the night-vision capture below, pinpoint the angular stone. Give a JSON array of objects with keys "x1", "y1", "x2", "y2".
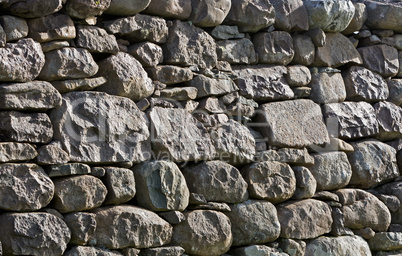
[
  {"x1": 313, "y1": 33, "x2": 363, "y2": 67},
  {"x1": 254, "y1": 31, "x2": 294, "y2": 65},
  {"x1": 187, "y1": 74, "x2": 238, "y2": 98},
  {"x1": 285, "y1": 65, "x2": 312, "y2": 87},
  {"x1": 189, "y1": 0, "x2": 231, "y2": 27},
  {"x1": 51, "y1": 92, "x2": 151, "y2": 163},
  {"x1": 217, "y1": 38, "x2": 257, "y2": 65},
  {"x1": 0, "y1": 111, "x2": 53, "y2": 143},
  {"x1": 41, "y1": 40, "x2": 70, "y2": 53},
  {"x1": 375, "y1": 101, "x2": 402, "y2": 140},
  {"x1": 358, "y1": 44, "x2": 399, "y2": 77},
  {"x1": 149, "y1": 107, "x2": 215, "y2": 162},
  {"x1": 306, "y1": 235, "x2": 371, "y2": 256},
  {"x1": 144, "y1": 0, "x2": 191, "y2": 20},
  {"x1": 305, "y1": 28, "x2": 326, "y2": 47},
  {"x1": 277, "y1": 147, "x2": 314, "y2": 165},
  {"x1": 4, "y1": 0, "x2": 63, "y2": 18},
  {"x1": 342, "y1": 3, "x2": 368, "y2": 35},
  {"x1": 103, "y1": 14, "x2": 168, "y2": 44},
  {"x1": 310, "y1": 71, "x2": 346, "y2": 104},
  {"x1": 105, "y1": 0, "x2": 151, "y2": 16},
  {"x1": 27, "y1": 13, "x2": 75, "y2": 43},
  {"x1": 0, "y1": 142, "x2": 37, "y2": 163},
  {"x1": 292, "y1": 166, "x2": 317, "y2": 200},
  {"x1": 388, "y1": 79, "x2": 402, "y2": 106},
  {"x1": 163, "y1": 20, "x2": 217, "y2": 69},
  {"x1": 271, "y1": 0, "x2": 308, "y2": 32},
  {"x1": 278, "y1": 238, "x2": 306, "y2": 256},
  {"x1": 158, "y1": 211, "x2": 186, "y2": 225},
  {"x1": 304, "y1": 0, "x2": 355, "y2": 32},
  {"x1": 232, "y1": 65, "x2": 294, "y2": 101},
  {"x1": 229, "y1": 245, "x2": 288, "y2": 256},
  {"x1": 159, "y1": 87, "x2": 198, "y2": 101},
  {"x1": 51, "y1": 77, "x2": 107, "y2": 93},
  {"x1": 133, "y1": 161, "x2": 189, "y2": 211},
  {"x1": 242, "y1": 161, "x2": 296, "y2": 203},
  {"x1": 36, "y1": 142, "x2": 69, "y2": 165},
  {"x1": 147, "y1": 66, "x2": 193, "y2": 85},
  {"x1": 139, "y1": 246, "x2": 185, "y2": 256},
  {"x1": 368, "y1": 232, "x2": 402, "y2": 251},
  {"x1": 0, "y1": 38, "x2": 45, "y2": 82},
  {"x1": 64, "y1": 246, "x2": 123, "y2": 256},
  {"x1": 47, "y1": 163, "x2": 91, "y2": 178},
  {"x1": 347, "y1": 139, "x2": 399, "y2": 189},
  {"x1": 364, "y1": 0, "x2": 402, "y2": 33},
  {"x1": 65, "y1": 0, "x2": 111, "y2": 19},
  {"x1": 0, "y1": 24, "x2": 5, "y2": 47},
  {"x1": 64, "y1": 212, "x2": 96, "y2": 245},
  {"x1": 225, "y1": 200, "x2": 280, "y2": 246},
  {"x1": 211, "y1": 25, "x2": 244, "y2": 40},
  {"x1": 53, "y1": 175, "x2": 107, "y2": 213},
  {"x1": 0, "y1": 212, "x2": 70, "y2": 256},
  {"x1": 0, "y1": 81, "x2": 61, "y2": 111},
  {"x1": 291, "y1": 34, "x2": 315, "y2": 65},
  {"x1": 103, "y1": 167, "x2": 136, "y2": 205},
  {"x1": 376, "y1": 182, "x2": 402, "y2": 225},
  {"x1": 93, "y1": 205, "x2": 172, "y2": 249},
  {"x1": 323, "y1": 101, "x2": 379, "y2": 139},
  {"x1": 128, "y1": 42, "x2": 163, "y2": 68},
  {"x1": 189, "y1": 201, "x2": 231, "y2": 212},
  {"x1": 0, "y1": 15, "x2": 28, "y2": 41},
  {"x1": 171, "y1": 210, "x2": 232, "y2": 256},
  {"x1": 257, "y1": 99, "x2": 330, "y2": 148},
  {"x1": 76, "y1": 25, "x2": 119, "y2": 54}
]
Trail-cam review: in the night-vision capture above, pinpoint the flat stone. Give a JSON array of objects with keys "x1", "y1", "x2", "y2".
[
  {"x1": 76, "y1": 25, "x2": 119, "y2": 54},
  {"x1": 47, "y1": 163, "x2": 91, "y2": 178},
  {"x1": 51, "y1": 77, "x2": 107, "y2": 93},
  {"x1": 147, "y1": 65, "x2": 193, "y2": 85},
  {"x1": 0, "y1": 15, "x2": 28, "y2": 41},
  {"x1": 375, "y1": 101, "x2": 402, "y2": 140},
  {"x1": 105, "y1": 0, "x2": 151, "y2": 16},
  {"x1": 309, "y1": 138, "x2": 355, "y2": 153},
  {"x1": 36, "y1": 142, "x2": 70, "y2": 165},
  {"x1": 358, "y1": 44, "x2": 399, "y2": 77},
  {"x1": 211, "y1": 25, "x2": 244, "y2": 40},
  {"x1": 271, "y1": 0, "x2": 308, "y2": 32},
  {"x1": 144, "y1": 0, "x2": 191, "y2": 20},
  {"x1": 41, "y1": 40, "x2": 70, "y2": 52},
  {"x1": 217, "y1": 38, "x2": 257, "y2": 65},
  {"x1": 310, "y1": 71, "x2": 346, "y2": 104},
  {"x1": 139, "y1": 246, "x2": 185, "y2": 256},
  {"x1": 189, "y1": 0, "x2": 231, "y2": 27},
  {"x1": 159, "y1": 87, "x2": 197, "y2": 101},
  {"x1": 342, "y1": 3, "x2": 368, "y2": 35},
  {"x1": 364, "y1": 0, "x2": 402, "y2": 33},
  {"x1": 187, "y1": 74, "x2": 238, "y2": 98},
  {"x1": 64, "y1": 246, "x2": 123, "y2": 256},
  {"x1": 0, "y1": 142, "x2": 37, "y2": 163},
  {"x1": 254, "y1": 31, "x2": 294, "y2": 65},
  {"x1": 65, "y1": 0, "x2": 111, "y2": 19},
  {"x1": 27, "y1": 13, "x2": 75, "y2": 43},
  {"x1": 292, "y1": 34, "x2": 315, "y2": 65},
  {"x1": 285, "y1": 65, "x2": 312, "y2": 87},
  {"x1": 388, "y1": 79, "x2": 402, "y2": 106},
  {"x1": 128, "y1": 42, "x2": 163, "y2": 68},
  {"x1": 189, "y1": 202, "x2": 231, "y2": 212},
  {"x1": 4, "y1": 0, "x2": 63, "y2": 18},
  {"x1": 306, "y1": 235, "x2": 371, "y2": 256},
  {"x1": 103, "y1": 167, "x2": 136, "y2": 205},
  {"x1": 64, "y1": 212, "x2": 96, "y2": 245}
]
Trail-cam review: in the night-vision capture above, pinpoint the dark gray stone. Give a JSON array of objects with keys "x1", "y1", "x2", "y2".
[
  {"x1": 189, "y1": 0, "x2": 231, "y2": 27},
  {"x1": 358, "y1": 44, "x2": 399, "y2": 77},
  {"x1": 374, "y1": 101, "x2": 402, "y2": 140},
  {"x1": 64, "y1": 212, "x2": 96, "y2": 245},
  {"x1": 4, "y1": 0, "x2": 63, "y2": 18},
  {"x1": 0, "y1": 15, "x2": 28, "y2": 41},
  {"x1": 144, "y1": 0, "x2": 191, "y2": 20},
  {"x1": 271, "y1": 0, "x2": 309, "y2": 32},
  {"x1": 105, "y1": 0, "x2": 151, "y2": 16},
  {"x1": 253, "y1": 31, "x2": 294, "y2": 65}
]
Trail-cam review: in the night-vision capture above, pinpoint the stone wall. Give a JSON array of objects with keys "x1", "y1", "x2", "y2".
[{"x1": 0, "y1": 0, "x2": 401, "y2": 255}]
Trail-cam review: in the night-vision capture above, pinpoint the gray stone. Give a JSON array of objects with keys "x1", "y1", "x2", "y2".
[
  {"x1": 64, "y1": 212, "x2": 96, "y2": 245},
  {"x1": 41, "y1": 41, "x2": 70, "y2": 52},
  {"x1": 217, "y1": 38, "x2": 257, "y2": 64},
  {"x1": 374, "y1": 101, "x2": 402, "y2": 140},
  {"x1": 305, "y1": 235, "x2": 371, "y2": 256},
  {"x1": 342, "y1": 3, "x2": 368, "y2": 35},
  {"x1": 254, "y1": 31, "x2": 294, "y2": 65},
  {"x1": 0, "y1": 15, "x2": 28, "y2": 41},
  {"x1": 183, "y1": 161, "x2": 248, "y2": 204},
  {"x1": 163, "y1": 20, "x2": 217, "y2": 69},
  {"x1": 291, "y1": 34, "x2": 315, "y2": 66},
  {"x1": 47, "y1": 163, "x2": 91, "y2": 178},
  {"x1": 305, "y1": 28, "x2": 326, "y2": 47},
  {"x1": 50, "y1": 92, "x2": 151, "y2": 163},
  {"x1": 189, "y1": 0, "x2": 231, "y2": 27},
  {"x1": 0, "y1": 24, "x2": 5, "y2": 47},
  {"x1": 347, "y1": 139, "x2": 399, "y2": 189},
  {"x1": 257, "y1": 99, "x2": 330, "y2": 148},
  {"x1": 292, "y1": 166, "x2": 317, "y2": 200},
  {"x1": 76, "y1": 25, "x2": 119, "y2": 54},
  {"x1": 171, "y1": 210, "x2": 232, "y2": 256},
  {"x1": 383, "y1": 35, "x2": 402, "y2": 51},
  {"x1": 229, "y1": 245, "x2": 288, "y2": 256},
  {"x1": 364, "y1": 0, "x2": 402, "y2": 33},
  {"x1": 242, "y1": 161, "x2": 296, "y2": 203},
  {"x1": 158, "y1": 211, "x2": 186, "y2": 225},
  {"x1": 64, "y1": 246, "x2": 123, "y2": 256},
  {"x1": 133, "y1": 161, "x2": 189, "y2": 211},
  {"x1": 4, "y1": 0, "x2": 63, "y2": 18},
  {"x1": 0, "y1": 38, "x2": 45, "y2": 82},
  {"x1": 93, "y1": 205, "x2": 172, "y2": 249},
  {"x1": 53, "y1": 175, "x2": 107, "y2": 213},
  {"x1": 399, "y1": 51, "x2": 402, "y2": 78},
  {"x1": 139, "y1": 246, "x2": 185, "y2": 256},
  {"x1": 309, "y1": 138, "x2": 354, "y2": 153},
  {"x1": 271, "y1": 0, "x2": 308, "y2": 32},
  {"x1": 0, "y1": 111, "x2": 53, "y2": 143},
  {"x1": 0, "y1": 142, "x2": 37, "y2": 163},
  {"x1": 310, "y1": 72, "x2": 346, "y2": 104},
  {"x1": 159, "y1": 87, "x2": 198, "y2": 101},
  {"x1": 376, "y1": 182, "x2": 402, "y2": 225},
  {"x1": 224, "y1": 0, "x2": 275, "y2": 33},
  {"x1": 103, "y1": 167, "x2": 136, "y2": 205},
  {"x1": 0, "y1": 212, "x2": 70, "y2": 256},
  {"x1": 189, "y1": 201, "x2": 231, "y2": 212},
  {"x1": 285, "y1": 65, "x2": 312, "y2": 87},
  {"x1": 358, "y1": 45, "x2": 399, "y2": 77},
  {"x1": 51, "y1": 77, "x2": 107, "y2": 93},
  {"x1": 323, "y1": 101, "x2": 379, "y2": 139},
  {"x1": 278, "y1": 238, "x2": 306, "y2": 256},
  {"x1": 211, "y1": 25, "x2": 244, "y2": 40},
  {"x1": 0, "y1": 163, "x2": 53, "y2": 211},
  {"x1": 36, "y1": 142, "x2": 70, "y2": 165},
  {"x1": 368, "y1": 232, "x2": 402, "y2": 251},
  {"x1": 27, "y1": 13, "x2": 75, "y2": 43},
  {"x1": 65, "y1": 0, "x2": 111, "y2": 19},
  {"x1": 187, "y1": 74, "x2": 238, "y2": 98},
  {"x1": 293, "y1": 87, "x2": 312, "y2": 99},
  {"x1": 277, "y1": 199, "x2": 333, "y2": 239},
  {"x1": 105, "y1": 0, "x2": 151, "y2": 16},
  {"x1": 225, "y1": 200, "x2": 280, "y2": 246},
  {"x1": 144, "y1": 0, "x2": 191, "y2": 20},
  {"x1": 128, "y1": 42, "x2": 163, "y2": 68},
  {"x1": 388, "y1": 79, "x2": 402, "y2": 106},
  {"x1": 147, "y1": 66, "x2": 193, "y2": 85},
  {"x1": 277, "y1": 148, "x2": 314, "y2": 165},
  {"x1": 0, "y1": 81, "x2": 62, "y2": 111},
  {"x1": 353, "y1": 227, "x2": 376, "y2": 240}
]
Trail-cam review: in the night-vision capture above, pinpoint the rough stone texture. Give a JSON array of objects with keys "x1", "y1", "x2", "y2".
[
  {"x1": 4, "y1": 0, "x2": 63, "y2": 18},
  {"x1": 276, "y1": 147, "x2": 314, "y2": 165},
  {"x1": 0, "y1": 15, "x2": 28, "y2": 41},
  {"x1": 0, "y1": 81, "x2": 62, "y2": 111},
  {"x1": 358, "y1": 45, "x2": 399, "y2": 77},
  {"x1": 0, "y1": 111, "x2": 53, "y2": 143},
  {"x1": 217, "y1": 38, "x2": 258, "y2": 65},
  {"x1": 159, "y1": 87, "x2": 198, "y2": 101},
  {"x1": 376, "y1": 181, "x2": 402, "y2": 225},
  {"x1": 163, "y1": 20, "x2": 217, "y2": 69},
  {"x1": 304, "y1": 0, "x2": 355, "y2": 32},
  {"x1": 64, "y1": 246, "x2": 123, "y2": 256},
  {"x1": 144, "y1": 0, "x2": 191, "y2": 20},
  {"x1": 103, "y1": 167, "x2": 136, "y2": 205},
  {"x1": 96, "y1": 52, "x2": 154, "y2": 101},
  {"x1": 0, "y1": 142, "x2": 37, "y2": 163},
  {"x1": 285, "y1": 65, "x2": 312, "y2": 87},
  {"x1": 257, "y1": 99, "x2": 330, "y2": 148},
  {"x1": 229, "y1": 245, "x2": 288, "y2": 256},
  {"x1": 0, "y1": 24, "x2": 5, "y2": 47},
  {"x1": 0, "y1": 212, "x2": 70, "y2": 256},
  {"x1": 374, "y1": 101, "x2": 402, "y2": 140},
  {"x1": 242, "y1": 161, "x2": 296, "y2": 203},
  {"x1": 368, "y1": 232, "x2": 402, "y2": 251},
  {"x1": 323, "y1": 101, "x2": 379, "y2": 139},
  {"x1": 0, "y1": 38, "x2": 45, "y2": 82},
  {"x1": 171, "y1": 210, "x2": 232, "y2": 256},
  {"x1": 305, "y1": 235, "x2": 372, "y2": 256},
  {"x1": 188, "y1": 74, "x2": 238, "y2": 98},
  {"x1": 182, "y1": 161, "x2": 248, "y2": 204},
  {"x1": 105, "y1": 0, "x2": 151, "y2": 16},
  {"x1": 147, "y1": 66, "x2": 193, "y2": 85},
  {"x1": 93, "y1": 205, "x2": 172, "y2": 249},
  {"x1": 364, "y1": 0, "x2": 402, "y2": 33},
  {"x1": 128, "y1": 42, "x2": 163, "y2": 68},
  {"x1": 36, "y1": 142, "x2": 70, "y2": 165},
  {"x1": 27, "y1": 13, "x2": 75, "y2": 43},
  {"x1": 388, "y1": 79, "x2": 402, "y2": 106},
  {"x1": 149, "y1": 107, "x2": 215, "y2": 162},
  {"x1": 347, "y1": 139, "x2": 399, "y2": 189},
  {"x1": 310, "y1": 71, "x2": 347, "y2": 104},
  {"x1": 47, "y1": 163, "x2": 91, "y2": 178},
  {"x1": 65, "y1": 0, "x2": 111, "y2": 19},
  {"x1": 139, "y1": 246, "x2": 185, "y2": 256},
  {"x1": 64, "y1": 212, "x2": 96, "y2": 245},
  {"x1": 76, "y1": 25, "x2": 119, "y2": 54},
  {"x1": 278, "y1": 238, "x2": 306, "y2": 256},
  {"x1": 133, "y1": 161, "x2": 189, "y2": 211},
  {"x1": 211, "y1": 25, "x2": 244, "y2": 40},
  {"x1": 292, "y1": 166, "x2": 317, "y2": 200},
  {"x1": 50, "y1": 92, "x2": 151, "y2": 163},
  {"x1": 271, "y1": 0, "x2": 308, "y2": 32},
  {"x1": 158, "y1": 211, "x2": 185, "y2": 225},
  {"x1": 292, "y1": 34, "x2": 315, "y2": 66},
  {"x1": 225, "y1": 200, "x2": 280, "y2": 246},
  {"x1": 277, "y1": 199, "x2": 333, "y2": 239},
  {"x1": 224, "y1": 0, "x2": 275, "y2": 33},
  {"x1": 51, "y1": 77, "x2": 106, "y2": 93},
  {"x1": 53, "y1": 175, "x2": 107, "y2": 213},
  {"x1": 342, "y1": 3, "x2": 368, "y2": 35},
  {"x1": 189, "y1": 0, "x2": 231, "y2": 27},
  {"x1": 253, "y1": 31, "x2": 294, "y2": 65}
]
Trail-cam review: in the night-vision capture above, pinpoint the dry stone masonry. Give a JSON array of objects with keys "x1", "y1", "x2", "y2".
[{"x1": 0, "y1": 0, "x2": 401, "y2": 255}]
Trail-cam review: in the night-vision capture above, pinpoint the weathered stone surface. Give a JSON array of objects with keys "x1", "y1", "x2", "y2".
[
  {"x1": 64, "y1": 246, "x2": 123, "y2": 256},
  {"x1": 0, "y1": 24, "x2": 5, "y2": 47},
  {"x1": 0, "y1": 15, "x2": 28, "y2": 41},
  {"x1": 188, "y1": 74, "x2": 238, "y2": 98},
  {"x1": 139, "y1": 246, "x2": 185, "y2": 256},
  {"x1": 304, "y1": 0, "x2": 355, "y2": 32},
  {"x1": 0, "y1": 38, "x2": 45, "y2": 82},
  {"x1": 171, "y1": 210, "x2": 232, "y2": 256},
  {"x1": 76, "y1": 25, "x2": 119, "y2": 54},
  {"x1": 51, "y1": 92, "x2": 151, "y2": 163},
  {"x1": 211, "y1": 25, "x2": 244, "y2": 40},
  {"x1": 358, "y1": 45, "x2": 399, "y2": 77},
  {"x1": 368, "y1": 232, "x2": 402, "y2": 251},
  {"x1": 53, "y1": 175, "x2": 107, "y2": 213},
  {"x1": 0, "y1": 142, "x2": 37, "y2": 162},
  {"x1": 225, "y1": 200, "x2": 280, "y2": 246},
  {"x1": 253, "y1": 31, "x2": 294, "y2": 65},
  {"x1": 0, "y1": 81, "x2": 61, "y2": 111},
  {"x1": 309, "y1": 138, "x2": 354, "y2": 153},
  {"x1": 217, "y1": 38, "x2": 257, "y2": 65},
  {"x1": 271, "y1": 0, "x2": 308, "y2": 32},
  {"x1": 36, "y1": 142, "x2": 70, "y2": 165},
  {"x1": 291, "y1": 34, "x2": 315, "y2": 66},
  {"x1": 27, "y1": 13, "x2": 75, "y2": 43},
  {"x1": 93, "y1": 205, "x2": 172, "y2": 249},
  {"x1": 277, "y1": 147, "x2": 314, "y2": 165},
  {"x1": 347, "y1": 139, "x2": 399, "y2": 189},
  {"x1": 0, "y1": 111, "x2": 53, "y2": 143},
  {"x1": 144, "y1": 0, "x2": 191, "y2": 20},
  {"x1": 364, "y1": 0, "x2": 402, "y2": 33},
  {"x1": 399, "y1": 51, "x2": 402, "y2": 78},
  {"x1": 310, "y1": 71, "x2": 346, "y2": 104},
  {"x1": 313, "y1": 33, "x2": 363, "y2": 67},
  {"x1": 257, "y1": 99, "x2": 329, "y2": 148},
  {"x1": 103, "y1": 167, "x2": 136, "y2": 205},
  {"x1": 189, "y1": 0, "x2": 231, "y2": 27},
  {"x1": 133, "y1": 161, "x2": 189, "y2": 211},
  {"x1": 342, "y1": 3, "x2": 368, "y2": 35},
  {"x1": 285, "y1": 65, "x2": 312, "y2": 87},
  {"x1": 277, "y1": 199, "x2": 333, "y2": 239},
  {"x1": 147, "y1": 66, "x2": 193, "y2": 85},
  {"x1": 128, "y1": 42, "x2": 163, "y2": 68},
  {"x1": 47, "y1": 163, "x2": 91, "y2": 178},
  {"x1": 232, "y1": 65, "x2": 294, "y2": 101},
  {"x1": 229, "y1": 245, "x2": 288, "y2": 256},
  {"x1": 51, "y1": 77, "x2": 107, "y2": 93},
  {"x1": 376, "y1": 182, "x2": 402, "y2": 225},
  {"x1": 323, "y1": 101, "x2": 379, "y2": 139},
  {"x1": 278, "y1": 238, "x2": 306, "y2": 256},
  {"x1": 105, "y1": 0, "x2": 151, "y2": 16},
  {"x1": 103, "y1": 14, "x2": 168, "y2": 44},
  {"x1": 224, "y1": 0, "x2": 275, "y2": 33},
  {"x1": 4, "y1": 0, "x2": 63, "y2": 18},
  {"x1": 163, "y1": 20, "x2": 217, "y2": 69},
  {"x1": 65, "y1": 0, "x2": 111, "y2": 19},
  {"x1": 305, "y1": 235, "x2": 371, "y2": 256},
  {"x1": 292, "y1": 166, "x2": 317, "y2": 200},
  {"x1": 158, "y1": 211, "x2": 186, "y2": 225},
  {"x1": 96, "y1": 52, "x2": 154, "y2": 101},
  {"x1": 183, "y1": 161, "x2": 248, "y2": 204},
  {"x1": 0, "y1": 163, "x2": 53, "y2": 211},
  {"x1": 242, "y1": 161, "x2": 296, "y2": 203},
  {"x1": 64, "y1": 212, "x2": 96, "y2": 245},
  {"x1": 159, "y1": 87, "x2": 198, "y2": 101},
  {"x1": 149, "y1": 107, "x2": 215, "y2": 162},
  {"x1": 388, "y1": 79, "x2": 402, "y2": 106},
  {"x1": 41, "y1": 40, "x2": 70, "y2": 53},
  {"x1": 374, "y1": 101, "x2": 402, "y2": 140}
]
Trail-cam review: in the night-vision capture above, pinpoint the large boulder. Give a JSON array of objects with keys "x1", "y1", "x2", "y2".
[
  {"x1": 105, "y1": 0, "x2": 151, "y2": 16},
  {"x1": 189, "y1": 0, "x2": 231, "y2": 27},
  {"x1": 253, "y1": 31, "x2": 294, "y2": 65},
  {"x1": 305, "y1": 235, "x2": 371, "y2": 256},
  {"x1": 144, "y1": 0, "x2": 191, "y2": 20},
  {"x1": 364, "y1": 0, "x2": 402, "y2": 33},
  {"x1": 4, "y1": 0, "x2": 63, "y2": 18},
  {"x1": 50, "y1": 92, "x2": 151, "y2": 164},
  {"x1": 271, "y1": 0, "x2": 309, "y2": 32},
  {"x1": 358, "y1": 45, "x2": 399, "y2": 77}
]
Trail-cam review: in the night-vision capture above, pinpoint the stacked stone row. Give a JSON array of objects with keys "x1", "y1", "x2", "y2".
[{"x1": 0, "y1": 0, "x2": 401, "y2": 255}]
